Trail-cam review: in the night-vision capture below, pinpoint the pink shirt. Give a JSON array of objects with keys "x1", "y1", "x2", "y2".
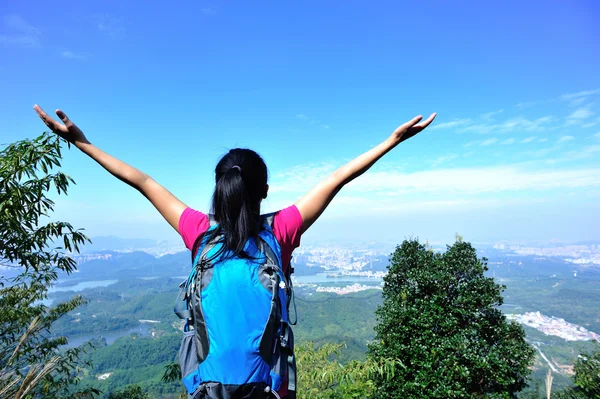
[{"x1": 178, "y1": 205, "x2": 303, "y2": 274}]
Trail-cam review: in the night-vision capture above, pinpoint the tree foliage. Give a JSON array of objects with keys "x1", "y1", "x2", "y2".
[
  {"x1": 0, "y1": 133, "x2": 94, "y2": 398},
  {"x1": 368, "y1": 239, "x2": 535, "y2": 398},
  {"x1": 556, "y1": 342, "x2": 600, "y2": 398},
  {"x1": 296, "y1": 341, "x2": 402, "y2": 399},
  {"x1": 106, "y1": 385, "x2": 150, "y2": 399}
]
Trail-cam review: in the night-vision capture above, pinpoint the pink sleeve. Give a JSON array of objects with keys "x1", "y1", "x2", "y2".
[
  {"x1": 272, "y1": 205, "x2": 303, "y2": 274},
  {"x1": 178, "y1": 208, "x2": 211, "y2": 251}
]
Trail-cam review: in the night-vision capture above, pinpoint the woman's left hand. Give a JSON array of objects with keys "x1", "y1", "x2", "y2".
[
  {"x1": 389, "y1": 113, "x2": 437, "y2": 145},
  {"x1": 34, "y1": 105, "x2": 89, "y2": 145}
]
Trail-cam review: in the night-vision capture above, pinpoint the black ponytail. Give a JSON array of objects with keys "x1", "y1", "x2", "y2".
[{"x1": 192, "y1": 148, "x2": 268, "y2": 261}]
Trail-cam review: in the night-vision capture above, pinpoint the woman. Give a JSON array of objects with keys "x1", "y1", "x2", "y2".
[{"x1": 33, "y1": 104, "x2": 436, "y2": 398}]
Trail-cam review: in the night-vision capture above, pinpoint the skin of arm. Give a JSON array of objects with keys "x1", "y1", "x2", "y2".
[
  {"x1": 33, "y1": 105, "x2": 187, "y2": 233},
  {"x1": 295, "y1": 113, "x2": 436, "y2": 234}
]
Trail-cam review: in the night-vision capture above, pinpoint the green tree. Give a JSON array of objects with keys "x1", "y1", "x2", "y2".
[
  {"x1": 0, "y1": 133, "x2": 94, "y2": 398},
  {"x1": 160, "y1": 341, "x2": 399, "y2": 399},
  {"x1": 296, "y1": 341, "x2": 401, "y2": 399},
  {"x1": 556, "y1": 342, "x2": 600, "y2": 398},
  {"x1": 106, "y1": 385, "x2": 150, "y2": 399},
  {"x1": 368, "y1": 239, "x2": 535, "y2": 398}
]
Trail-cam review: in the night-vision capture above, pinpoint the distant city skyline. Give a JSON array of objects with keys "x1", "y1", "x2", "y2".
[{"x1": 2, "y1": 1, "x2": 599, "y2": 245}]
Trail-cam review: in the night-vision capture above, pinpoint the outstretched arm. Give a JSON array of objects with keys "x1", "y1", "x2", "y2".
[
  {"x1": 295, "y1": 113, "x2": 436, "y2": 234},
  {"x1": 33, "y1": 105, "x2": 187, "y2": 232}
]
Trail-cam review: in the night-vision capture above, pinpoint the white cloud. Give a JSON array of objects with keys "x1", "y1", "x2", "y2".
[
  {"x1": 509, "y1": 117, "x2": 553, "y2": 131},
  {"x1": 513, "y1": 89, "x2": 599, "y2": 111},
  {"x1": 567, "y1": 107, "x2": 595, "y2": 121},
  {"x1": 557, "y1": 135, "x2": 575, "y2": 144},
  {"x1": 296, "y1": 113, "x2": 329, "y2": 129},
  {"x1": 560, "y1": 88, "x2": 600, "y2": 101},
  {"x1": 270, "y1": 161, "x2": 336, "y2": 193},
  {"x1": 481, "y1": 138, "x2": 498, "y2": 146},
  {"x1": 521, "y1": 146, "x2": 558, "y2": 158},
  {"x1": 352, "y1": 167, "x2": 600, "y2": 195},
  {"x1": 481, "y1": 110, "x2": 504, "y2": 122},
  {"x1": 96, "y1": 14, "x2": 125, "y2": 38},
  {"x1": 428, "y1": 118, "x2": 472, "y2": 131},
  {"x1": 582, "y1": 145, "x2": 600, "y2": 154},
  {"x1": 429, "y1": 110, "x2": 554, "y2": 135},
  {"x1": 515, "y1": 101, "x2": 537, "y2": 109},
  {"x1": 462, "y1": 116, "x2": 553, "y2": 135},
  {"x1": 562, "y1": 145, "x2": 600, "y2": 161},
  {"x1": 431, "y1": 154, "x2": 458, "y2": 167},
  {"x1": 0, "y1": 15, "x2": 41, "y2": 47},
  {"x1": 520, "y1": 136, "x2": 537, "y2": 143},
  {"x1": 568, "y1": 97, "x2": 587, "y2": 107},
  {"x1": 501, "y1": 138, "x2": 515, "y2": 145},
  {"x1": 594, "y1": 132, "x2": 600, "y2": 139},
  {"x1": 61, "y1": 50, "x2": 88, "y2": 60},
  {"x1": 5, "y1": 14, "x2": 39, "y2": 36},
  {"x1": 271, "y1": 161, "x2": 600, "y2": 200},
  {"x1": 538, "y1": 138, "x2": 548, "y2": 143},
  {"x1": 461, "y1": 123, "x2": 495, "y2": 134}
]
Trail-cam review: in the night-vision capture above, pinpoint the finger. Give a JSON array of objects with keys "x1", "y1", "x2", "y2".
[
  {"x1": 33, "y1": 104, "x2": 60, "y2": 129},
  {"x1": 33, "y1": 104, "x2": 49, "y2": 120},
  {"x1": 414, "y1": 113, "x2": 437, "y2": 129},
  {"x1": 56, "y1": 109, "x2": 73, "y2": 127},
  {"x1": 402, "y1": 115, "x2": 423, "y2": 129}
]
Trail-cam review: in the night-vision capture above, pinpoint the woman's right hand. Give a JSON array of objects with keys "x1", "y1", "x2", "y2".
[{"x1": 34, "y1": 105, "x2": 88, "y2": 145}]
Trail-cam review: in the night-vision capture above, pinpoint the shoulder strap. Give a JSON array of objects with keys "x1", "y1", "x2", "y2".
[
  {"x1": 259, "y1": 213, "x2": 298, "y2": 325},
  {"x1": 258, "y1": 213, "x2": 280, "y2": 264},
  {"x1": 193, "y1": 216, "x2": 221, "y2": 267},
  {"x1": 208, "y1": 214, "x2": 217, "y2": 227},
  {"x1": 261, "y1": 212, "x2": 276, "y2": 229},
  {"x1": 258, "y1": 237, "x2": 279, "y2": 268}
]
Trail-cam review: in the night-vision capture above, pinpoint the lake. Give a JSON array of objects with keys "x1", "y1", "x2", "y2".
[
  {"x1": 293, "y1": 272, "x2": 382, "y2": 284},
  {"x1": 49, "y1": 279, "x2": 118, "y2": 293},
  {"x1": 63, "y1": 323, "x2": 152, "y2": 349}
]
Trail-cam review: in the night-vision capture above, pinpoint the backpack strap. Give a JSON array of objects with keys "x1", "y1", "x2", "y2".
[
  {"x1": 208, "y1": 214, "x2": 217, "y2": 227},
  {"x1": 259, "y1": 215, "x2": 298, "y2": 394},
  {"x1": 258, "y1": 213, "x2": 281, "y2": 266},
  {"x1": 258, "y1": 238, "x2": 279, "y2": 267},
  {"x1": 175, "y1": 222, "x2": 222, "y2": 330},
  {"x1": 283, "y1": 322, "x2": 297, "y2": 396},
  {"x1": 174, "y1": 280, "x2": 193, "y2": 321},
  {"x1": 260, "y1": 213, "x2": 298, "y2": 326},
  {"x1": 264, "y1": 213, "x2": 275, "y2": 229}
]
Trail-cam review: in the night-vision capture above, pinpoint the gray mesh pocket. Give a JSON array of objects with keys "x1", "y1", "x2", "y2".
[{"x1": 179, "y1": 330, "x2": 200, "y2": 392}]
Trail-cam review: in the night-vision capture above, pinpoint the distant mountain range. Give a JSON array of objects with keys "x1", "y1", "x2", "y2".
[{"x1": 81, "y1": 236, "x2": 162, "y2": 252}]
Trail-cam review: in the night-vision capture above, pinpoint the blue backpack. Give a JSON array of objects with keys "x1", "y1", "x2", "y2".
[{"x1": 175, "y1": 215, "x2": 297, "y2": 399}]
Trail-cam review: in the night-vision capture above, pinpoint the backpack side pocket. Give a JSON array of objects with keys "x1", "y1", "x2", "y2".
[{"x1": 180, "y1": 330, "x2": 201, "y2": 395}]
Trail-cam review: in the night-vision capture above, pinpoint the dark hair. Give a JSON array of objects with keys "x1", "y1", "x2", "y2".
[{"x1": 192, "y1": 148, "x2": 268, "y2": 262}]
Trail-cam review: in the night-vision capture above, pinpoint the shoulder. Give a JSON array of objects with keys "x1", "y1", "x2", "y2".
[
  {"x1": 272, "y1": 205, "x2": 303, "y2": 228},
  {"x1": 178, "y1": 208, "x2": 211, "y2": 251},
  {"x1": 269, "y1": 205, "x2": 303, "y2": 250}
]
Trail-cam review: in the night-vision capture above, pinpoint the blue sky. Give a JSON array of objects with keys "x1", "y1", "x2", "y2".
[{"x1": 2, "y1": 1, "x2": 599, "y2": 246}]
